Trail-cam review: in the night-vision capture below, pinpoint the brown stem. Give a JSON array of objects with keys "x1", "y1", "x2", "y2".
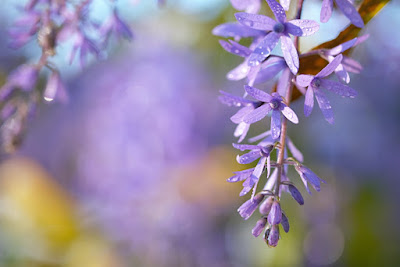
[{"x1": 274, "y1": 0, "x2": 305, "y2": 197}]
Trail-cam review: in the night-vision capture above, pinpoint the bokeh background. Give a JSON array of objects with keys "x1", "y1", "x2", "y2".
[{"x1": 0, "y1": 0, "x2": 399, "y2": 266}]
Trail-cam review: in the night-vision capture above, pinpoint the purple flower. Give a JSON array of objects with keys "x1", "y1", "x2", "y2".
[
  {"x1": 295, "y1": 165, "x2": 326, "y2": 194},
  {"x1": 235, "y1": 0, "x2": 319, "y2": 73},
  {"x1": 320, "y1": 34, "x2": 369, "y2": 83},
  {"x1": 230, "y1": 0, "x2": 261, "y2": 14},
  {"x1": 320, "y1": 0, "x2": 364, "y2": 28},
  {"x1": 237, "y1": 194, "x2": 265, "y2": 220},
  {"x1": 296, "y1": 54, "x2": 357, "y2": 124},
  {"x1": 242, "y1": 85, "x2": 299, "y2": 139},
  {"x1": 212, "y1": 23, "x2": 265, "y2": 40},
  {"x1": 68, "y1": 32, "x2": 100, "y2": 68},
  {"x1": 233, "y1": 143, "x2": 274, "y2": 196},
  {"x1": 252, "y1": 217, "x2": 268, "y2": 237}
]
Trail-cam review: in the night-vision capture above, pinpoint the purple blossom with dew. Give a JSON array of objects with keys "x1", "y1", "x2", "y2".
[
  {"x1": 235, "y1": 0, "x2": 319, "y2": 73},
  {"x1": 297, "y1": 54, "x2": 358, "y2": 124},
  {"x1": 320, "y1": 0, "x2": 364, "y2": 28},
  {"x1": 216, "y1": 0, "x2": 373, "y2": 249},
  {"x1": 243, "y1": 85, "x2": 298, "y2": 139}
]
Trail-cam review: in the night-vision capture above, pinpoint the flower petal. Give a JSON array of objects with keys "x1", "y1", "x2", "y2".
[
  {"x1": 219, "y1": 40, "x2": 252, "y2": 57},
  {"x1": 320, "y1": 0, "x2": 333, "y2": 23},
  {"x1": 335, "y1": 0, "x2": 364, "y2": 28},
  {"x1": 212, "y1": 22, "x2": 264, "y2": 38},
  {"x1": 296, "y1": 75, "x2": 314, "y2": 88},
  {"x1": 245, "y1": 85, "x2": 273, "y2": 102},
  {"x1": 248, "y1": 32, "x2": 280, "y2": 66},
  {"x1": 230, "y1": 0, "x2": 261, "y2": 13},
  {"x1": 219, "y1": 90, "x2": 253, "y2": 106},
  {"x1": 314, "y1": 89, "x2": 334, "y2": 124},
  {"x1": 281, "y1": 213, "x2": 290, "y2": 233},
  {"x1": 321, "y1": 79, "x2": 357, "y2": 98},
  {"x1": 271, "y1": 110, "x2": 281, "y2": 140},
  {"x1": 254, "y1": 58, "x2": 286, "y2": 84},
  {"x1": 227, "y1": 60, "x2": 251, "y2": 81},
  {"x1": 233, "y1": 143, "x2": 261, "y2": 151},
  {"x1": 243, "y1": 104, "x2": 271, "y2": 124},
  {"x1": 227, "y1": 168, "x2": 255, "y2": 182},
  {"x1": 235, "y1": 12, "x2": 276, "y2": 31},
  {"x1": 304, "y1": 86, "x2": 314, "y2": 117},
  {"x1": 252, "y1": 156, "x2": 267, "y2": 181},
  {"x1": 280, "y1": 0, "x2": 291, "y2": 11},
  {"x1": 231, "y1": 106, "x2": 255, "y2": 123},
  {"x1": 280, "y1": 35, "x2": 299, "y2": 74},
  {"x1": 281, "y1": 104, "x2": 299, "y2": 124},
  {"x1": 286, "y1": 19, "x2": 319, "y2": 36},
  {"x1": 237, "y1": 150, "x2": 262, "y2": 164},
  {"x1": 329, "y1": 37, "x2": 357, "y2": 55},
  {"x1": 288, "y1": 184, "x2": 304, "y2": 205},
  {"x1": 234, "y1": 122, "x2": 251, "y2": 142},
  {"x1": 277, "y1": 67, "x2": 291, "y2": 96},
  {"x1": 265, "y1": 0, "x2": 287, "y2": 23},
  {"x1": 316, "y1": 54, "x2": 343, "y2": 78},
  {"x1": 342, "y1": 56, "x2": 362, "y2": 73}
]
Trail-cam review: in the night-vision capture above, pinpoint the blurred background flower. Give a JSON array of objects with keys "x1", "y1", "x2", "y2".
[{"x1": 0, "y1": 0, "x2": 399, "y2": 266}]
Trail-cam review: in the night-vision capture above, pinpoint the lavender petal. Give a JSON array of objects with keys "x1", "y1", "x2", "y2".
[
  {"x1": 280, "y1": 35, "x2": 299, "y2": 74},
  {"x1": 316, "y1": 54, "x2": 343, "y2": 78},
  {"x1": 248, "y1": 32, "x2": 280, "y2": 66},
  {"x1": 252, "y1": 218, "x2": 268, "y2": 237},
  {"x1": 270, "y1": 110, "x2": 281, "y2": 140},
  {"x1": 281, "y1": 213, "x2": 290, "y2": 233},
  {"x1": 335, "y1": 0, "x2": 364, "y2": 28},
  {"x1": 320, "y1": 79, "x2": 357, "y2": 98},
  {"x1": 236, "y1": 150, "x2": 262, "y2": 164},
  {"x1": 314, "y1": 89, "x2": 334, "y2": 124},
  {"x1": 288, "y1": 184, "x2": 304, "y2": 205},
  {"x1": 212, "y1": 23, "x2": 264, "y2": 38},
  {"x1": 320, "y1": 0, "x2": 333, "y2": 23},
  {"x1": 286, "y1": 19, "x2": 320, "y2": 36},
  {"x1": 304, "y1": 86, "x2": 314, "y2": 117},
  {"x1": 265, "y1": 0, "x2": 287, "y2": 23},
  {"x1": 245, "y1": 85, "x2": 273, "y2": 102},
  {"x1": 281, "y1": 104, "x2": 299, "y2": 124},
  {"x1": 296, "y1": 75, "x2": 314, "y2": 87},
  {"x1": 235, "y1": 12, "x2": 276, "y2": 31}
]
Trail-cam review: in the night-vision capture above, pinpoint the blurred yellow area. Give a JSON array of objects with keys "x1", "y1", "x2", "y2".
[{"x1": 0, "y1": 158, "x2": 121, "y2": 267}]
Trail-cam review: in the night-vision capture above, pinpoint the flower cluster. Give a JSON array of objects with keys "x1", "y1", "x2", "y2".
[
  {"x1": 215, "y1": 0, "x2": 366, "y2": 247},
  {"x1": 0, "y1": 0, "x2": 134, "y2": 153}
]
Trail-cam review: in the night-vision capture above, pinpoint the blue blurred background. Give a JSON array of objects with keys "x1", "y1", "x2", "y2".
[{"x1": 0, "y1": 0, "x2": 399, "y2": 266}]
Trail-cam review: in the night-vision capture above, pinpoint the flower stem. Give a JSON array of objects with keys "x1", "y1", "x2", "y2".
[{"x1": 274, "y1": 0, "x2": 305, "y2": 197}]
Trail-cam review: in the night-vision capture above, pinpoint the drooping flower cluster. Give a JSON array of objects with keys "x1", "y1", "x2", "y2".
[
  {"x1": 0, "y1": 0, "x2": 134, "y2": 153},
  {"x1": 215, "y1": 0, "x2": 366, "y2": 247}
]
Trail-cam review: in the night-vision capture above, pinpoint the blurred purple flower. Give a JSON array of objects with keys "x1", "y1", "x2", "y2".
[
  {"x1": 230, "y1": 0, "x2": 261, "y2": 13},
  {"x1": 320, "y1": 0, "x2": 364, "y2": 28}
]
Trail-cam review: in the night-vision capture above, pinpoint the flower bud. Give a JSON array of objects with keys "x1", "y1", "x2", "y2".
[
  {"x1": 259, "y1": 196, "x2": 274, "y2": 215},
  {"x1": 252, "y1": 217, "x2": 267, "y2": 237},
  {"x1": 264, "y1": 224, "x2": 280, "y2": 247},
  {"x1": 267, "y1": 200, "x2": 282, "y2": 225},
  {"x1": 237, "y1": 194, "x2": 265, "y2": 220}
]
